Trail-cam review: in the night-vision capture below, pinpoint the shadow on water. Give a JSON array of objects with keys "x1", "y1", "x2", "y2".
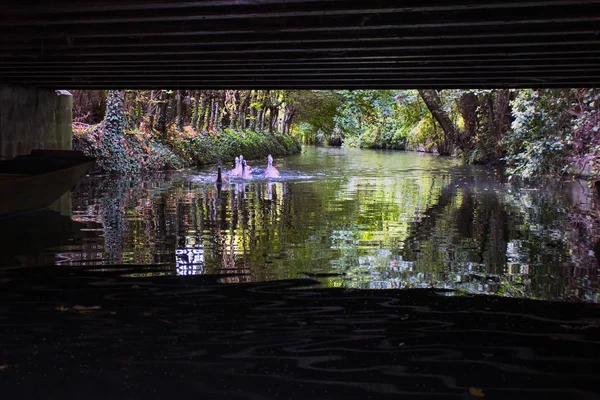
[
  {"x1": 0, "y1": 193, "x2": 88, "y2": 267},
  {"x1": 5, "y1": 147, "x2": 600, "y2": 301}
]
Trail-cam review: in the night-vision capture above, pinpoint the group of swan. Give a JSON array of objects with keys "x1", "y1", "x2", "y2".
[{"x1": 215, "y1": 154, "x2": 280, "y2": 184}]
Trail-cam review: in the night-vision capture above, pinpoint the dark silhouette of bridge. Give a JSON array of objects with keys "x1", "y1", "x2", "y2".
[{"x1": 1, "y1": 0, "x2": 600, "y2": 89}]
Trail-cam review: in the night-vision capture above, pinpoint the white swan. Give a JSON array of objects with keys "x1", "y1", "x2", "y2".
[
  {"x1": 241, "y1": 160, "x2": 253, "y2": 180},
  {"x1": 240, "y1": 154, "x2": 253, "y2": 174},
  {"x1": 229, "y1": 156, "x2": 242, "y2": 178},
  {"x1": 264, "y1": 154, "x2": 281, "y2": 178}
]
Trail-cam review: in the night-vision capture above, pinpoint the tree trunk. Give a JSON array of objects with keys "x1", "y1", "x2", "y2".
[
  {"x1": 248, "y1": 91, "x2": 257, "y2": 131},
  {"x1": 238, "y1": 91, "x2": 252, "y2": 131},
  {"x1": 226, "y1": 90, "x2": 238, "y2": 130},
  {"x1": 147, "y1": 90, "x2": 156, "y2": 132},
  {"x1": 101, "y1": 90, "x2": 128, "y2": 172},
  {"x1": 136, "y1": 94, "x2": 143, "y2": 128},
  {"x1": 287, "y1": 114, "x2": 295, "y2": 135},
  {"x1": 282, "y1": 108, "x2": 288, "y2": 134},
  {"x1": 256, "y1": 109, "x2": 263, "y2": 131},
  {"x1": 229, "y1": 113, "x2": 236, "y2": 130},
  {"x1": 215, "y1": 100, "x2": 220, "y2": 131},
  {"x1": 256, "y1": 109, "x2": 261, "y2": 131},
  {"x1": 191, "y1": 90, "x2": 199, "y2": 131},
  {"x1": 418, "y1": 89, "x2": 457, "y2": 155},
  {"x1": 493, "y1": 89, "x2": 511, "y2": 141},
  {"x1": 457, "y1": 91, "x2": 478, "y2": 155},
  {"x1": 209, "y1": 99, "x2": 215, "y2": 130},
  {"x1": 198, "y1": 93, "x2": 208, "y2": 131},
  {"x1": 176, "y1": 90, "x2": 183, "y2": 131},
  {"x1": 103, "y1": 90, "x2": 127, "y2": 136},
  {"x1": 155, "y1": 90, "x2": 171, "y2": 136},
  {"x1": 283, "y1": 108, "x2": 295, "y2": 135},
  {"x1": 269, "y1": 106, "x2": 278, "y2": 133}
]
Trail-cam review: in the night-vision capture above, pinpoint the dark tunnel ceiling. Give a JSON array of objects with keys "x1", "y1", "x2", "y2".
[{"x1": 1, "y1": 0, "x2": 600, "y2": 89}]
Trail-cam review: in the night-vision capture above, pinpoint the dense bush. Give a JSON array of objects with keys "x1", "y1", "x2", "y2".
[
  {"x1": 570, "y1": 89, "x2": 600, "y2": 177},
  {"x1": 333, "y1": 90, "x2": 415, "y2": 150},
  {"x1": 74, "y1": 124, "x2": 301, "y2": 174},
  {"x1": 287, "y1": 91, "x2": 341, "y2": 144},
  {"x1": 181, "y1": 129, "x2": 301, "y2": 165},
  {"x1": 73, "y1": 124, "x2": 187, "y2": 174},
  {"x1": 503, "y1": 89, "x2": 573, "y2": 178},
  {"x1": 71, "y1": 88, "x2": 600, "y2": 180}
]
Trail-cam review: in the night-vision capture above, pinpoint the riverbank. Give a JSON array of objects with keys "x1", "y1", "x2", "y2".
[
  {"x1": 1, "y1": 264, "x2": 599, "y2": 399},
  {"x1": 72, "y1": 123, "x2": 301, "y2": 174}
]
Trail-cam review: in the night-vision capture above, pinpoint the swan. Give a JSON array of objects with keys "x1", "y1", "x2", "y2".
[
  {"x1": 241, "y1": 160, "x2": 253, "y2": 180},
  {"x1": 240, "y1": 155, "x2": 253, "y2": 174},
  {"x1": 229, "y1": 156, "x2": 242, "y2": 178},
  {"x1": 264, "y1": 154, "x2": 281, "y2": 178},
  {"x1": 213, "y1": 162, "x2": 230, "y2": 184}
]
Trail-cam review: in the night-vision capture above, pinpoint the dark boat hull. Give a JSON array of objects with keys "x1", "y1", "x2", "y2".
[{"x1": 0, "y1": 150, "x2": 95, "y2": 218}]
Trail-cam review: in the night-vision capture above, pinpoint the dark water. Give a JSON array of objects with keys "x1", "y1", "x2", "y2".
[{"x1": 4, "y1": 147, "x2": 600, "y2": 301}]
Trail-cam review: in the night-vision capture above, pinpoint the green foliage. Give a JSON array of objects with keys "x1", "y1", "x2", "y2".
[
  {"x1": 96, "y1": 90, "x2": 134, "y2": 173},
  {"x1": 334, "y1": 90, "x2": 421, "y2": 150},
  {"x1": 73, "y1": 89, "x2": 301, "y2": 174},
  {"x1": 75, "y1": 126, "x2": 301, "y2": 174},
  {"x1": 287, "y1": 90, "x2": 341, "y2": 144},
  {"x1": 182, "y1": 129, "x2": 301, "y2": 165},
  {"x1": 503, "y1": 89, "x2": 573, "y2": 178},
  {"x1": 570, "y1": 89, "x2": 600, "y2": 177},
  {"x1": 407, "y1": 115, "x2": 439, "y2": 152},
  {"x1": 295, "y1": 122, "x2": 321, "y2": 145},
  {"x1": 73, "y1": 125, "x2": 187, "y2": 174},
  {"x1": 72, "y1": 88, "x2": 600, "y2": 180}
]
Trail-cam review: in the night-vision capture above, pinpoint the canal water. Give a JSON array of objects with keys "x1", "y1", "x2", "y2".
[{"x1": 3, "y1": 147, "x2": 599, "y2": 301}]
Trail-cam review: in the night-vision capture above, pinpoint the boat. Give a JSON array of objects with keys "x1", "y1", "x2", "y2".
[{"x1": 0, "y1": 149, "x2": 95, "y2": 218}]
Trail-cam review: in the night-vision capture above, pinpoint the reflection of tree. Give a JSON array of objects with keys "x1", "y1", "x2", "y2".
[
  {"x1": 402, "y1": 181, "x2": 456, "y2": 264},
  {"x1": 469, "y1": 191, "x2": 508, "y2": 274},
  {"x1": 71, "y1": 177, "x2": 130, "y2": 263},
  {"x1": 67, "y1": 161, "x2": 600, "y2": 301},
  {"x1": 504, "y1": 180, "x2": 600, "y2": 300},
  {"x1": 398, "y1": 167, "x2": 600, "y2": 300},
  {"x1": 400, "y1": 174, "x2": 506, "y2": 283},
  {"x1": 0, "y1": 209, "x2": 88, "y2": 266}
]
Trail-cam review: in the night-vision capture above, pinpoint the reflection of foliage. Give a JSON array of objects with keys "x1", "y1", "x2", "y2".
[{"x1": 65, "y1": 149, "x2": 599, "y2": 301}]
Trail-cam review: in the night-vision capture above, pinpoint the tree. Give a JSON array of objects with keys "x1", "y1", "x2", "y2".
[
  {"x1": 504, "y1": 89, "x2": 573, "y2": 177},
  {"x1": 417, "y1": 90, "x2": 457, "y2": 155},
  {"x1": 100, "y1": 90, "x2": 129, "y2": 172},
  {"x1": 176, "y1": 90, "x2": 184, "y2": 131},
  {"x1": 287, "y1": 90, "x2": 341, "y2": 143}
]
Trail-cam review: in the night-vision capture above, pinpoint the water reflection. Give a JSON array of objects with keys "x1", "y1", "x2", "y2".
[{"x1": 8, "y1": 147, "x2": 600, "y2": 301}]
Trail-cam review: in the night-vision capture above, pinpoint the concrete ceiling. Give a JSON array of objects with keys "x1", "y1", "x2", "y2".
[{"x1": 1, "y1": 0, "x2": 600, "y2": 89}]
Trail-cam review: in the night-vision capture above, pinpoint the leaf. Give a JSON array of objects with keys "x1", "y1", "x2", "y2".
[
  {"x1": 73, "y1": 305, "x2": 102, "y2": 313},
  {"x1": 469, "y1": 388, "x2": 485, "y2": 397}
]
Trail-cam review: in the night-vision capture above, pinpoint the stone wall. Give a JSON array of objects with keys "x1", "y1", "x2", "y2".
[{"x1": 0, "y1": 85, "x2": 72, "y2": 158}]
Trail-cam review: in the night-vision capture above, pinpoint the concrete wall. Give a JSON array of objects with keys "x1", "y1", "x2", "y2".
[{"x1": 0, "y1": 85, "x2": 72, "y2": 158}]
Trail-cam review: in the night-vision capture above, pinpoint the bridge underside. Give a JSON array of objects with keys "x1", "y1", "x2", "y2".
[{"x1": 1, "y1": 0, "x2": 600, "y2": 89}]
